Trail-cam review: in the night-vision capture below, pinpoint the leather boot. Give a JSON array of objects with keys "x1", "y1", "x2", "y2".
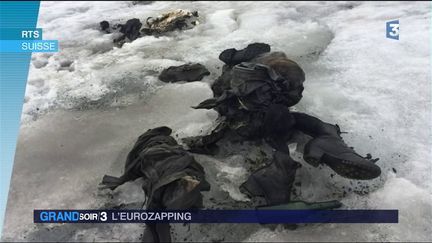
[{"x1": 303, "y1": 125, "x2": 381, "y2": 180}]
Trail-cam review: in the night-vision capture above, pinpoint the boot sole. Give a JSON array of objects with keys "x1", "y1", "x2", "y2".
[
  {"x1": 303, "y1": 139, "x2": 381, "y2": 180},
  {"x1": 323, "y1": 154, "x2": 381, "y2": 180}
]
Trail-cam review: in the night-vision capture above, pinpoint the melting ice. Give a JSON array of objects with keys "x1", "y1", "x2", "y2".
[{"x1": 2, "y1": 1, "x2": 431, "y2": 242}]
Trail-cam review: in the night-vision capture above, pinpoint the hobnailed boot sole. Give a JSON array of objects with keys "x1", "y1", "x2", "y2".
[
  {"x1": 303, "y1": 137, "x2": 381, "y2": 180},
  {"x1": 322, "y1": 153, "x2": 381, "y2": 180}
]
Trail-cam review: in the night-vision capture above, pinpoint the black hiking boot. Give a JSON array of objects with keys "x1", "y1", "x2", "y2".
[{"x1": 303, "y1": 126, "x2": 381, "y2": 180}]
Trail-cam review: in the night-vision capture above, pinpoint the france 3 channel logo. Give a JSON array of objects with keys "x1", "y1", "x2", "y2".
[{"x1": 386, "y1": 19, "x2": 400, "y2": 40}]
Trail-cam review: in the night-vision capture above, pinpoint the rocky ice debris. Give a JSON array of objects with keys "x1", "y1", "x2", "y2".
[
  {"x1": 57, "y1": 60, "x2": 74, "y2": 72},
  {"x1": 99, "y1": 20, "x2": 110, "y2": 33},
  {"x1": 158, "y1": 63, "x2": 210, "y2": 83},
  {"x1": 119, "y1": 18, "x2": 142, "y2": 41},
  {"x1": 131, "y1": 1, "x2": 153, "y2": 5},
  {"x1": 112, "y1": 18, "x2": 143, "y2": 45}
]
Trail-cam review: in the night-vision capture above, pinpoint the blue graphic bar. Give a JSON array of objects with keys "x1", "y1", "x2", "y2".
[
  {"x1": 34, "y1": 210, "x2": 399, "y2": 224},
  {"x1": 0, "y1": 40, "x2": 58, "y2": 52},
  {"x1": 0, "y1": 28, "x2": 42, "y2": 40},
  {"x1": 0, "y1": 1, "x2": 41, "y2": 238}
]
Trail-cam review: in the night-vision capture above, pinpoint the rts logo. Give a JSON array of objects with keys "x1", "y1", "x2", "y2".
[{"x1": 386, "y1": 20, "x2": 399, "y2": 40}]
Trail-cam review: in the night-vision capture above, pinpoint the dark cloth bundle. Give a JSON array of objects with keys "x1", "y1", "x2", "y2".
[{"x1": 100, "y1": 126, "x2": 210, "y2": 242}]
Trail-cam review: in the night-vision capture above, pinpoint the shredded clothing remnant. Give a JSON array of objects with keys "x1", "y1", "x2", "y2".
[{"x1": 101, "y1": 126, "x2": 210, "y2": 242}]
